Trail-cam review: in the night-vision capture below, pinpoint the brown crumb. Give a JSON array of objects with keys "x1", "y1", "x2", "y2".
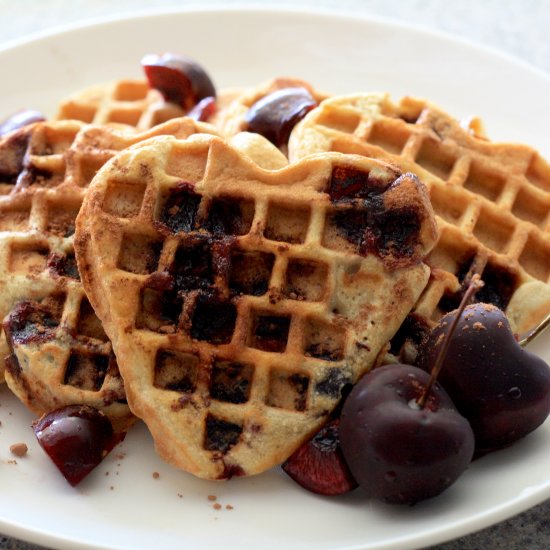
[
  {"x1": 213, "y1": 503, "x2": 222, "y2": 510},
  {"x1": 10, "y1": 442, "x2": 28, "y2": 457},
  {"x1": 226, "y1": 504, "x2": 234, "y2": 510},
  {"x1": 7, "y1": 459, "x2": 17, "y2": 465},
  {"x1": 472, "y1": 321, "x2": 486, "y2": 330},
  {"x1": 207, "y1": 495, "x2": 217, "y2": 501},
  {"x1": 105, "y1": 471, "x2": 110, "y2": 476},
  {"x1": 110, "y1": 485, "x2": 114, "y2": 490},
  {"x1": 177, "y1": 493, "x2": 183, "y2": 499},
  {"x1": 152, "y1": 471, "x2": 160, "y2": 479}
]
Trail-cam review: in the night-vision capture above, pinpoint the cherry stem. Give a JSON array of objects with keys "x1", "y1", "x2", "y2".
[{"x1": 416, "y1": 274, "x2": 484, "y2": 408}]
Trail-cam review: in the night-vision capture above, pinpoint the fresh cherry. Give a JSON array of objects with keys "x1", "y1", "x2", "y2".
[
  {"x1": 282, "y1": 419, "x2": 358, "y2": 496},
  {"x1": 186, "y1": 96, "x2": 217, "y2": 122},
  {"x1": 244, "y1": 87, "x2": 317, "y2": 148},
  {"x1": 339, "y1": 364, "x2": 474, "y2": 504},
  {"x1": 141, "y1": 53, "x2": 216, "y2": 111},
  {"x1": 33, "y1": 404, "x2": 121, "y2": 486},
  {"x1": 417, "y1": 303, "x2": 550, "y2": 454},
  {"x1": 0, "y1": 110, "x2": 45, "y2": 137}
]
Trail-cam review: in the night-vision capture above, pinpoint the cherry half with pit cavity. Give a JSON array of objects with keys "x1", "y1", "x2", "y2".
[
  {"x1": 33, "y1": 404, "x2": 121, "y2": 486},
  {"x1": 142, "y1": 53, "x2": 216, "y2": 111}
]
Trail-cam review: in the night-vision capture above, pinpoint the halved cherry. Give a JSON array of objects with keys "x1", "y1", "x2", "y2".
[
  {"x1": 33, "y1": 404, "x2": 122, "y2": 486},
  {"x1": 0, "y1": 110, "x2": 45, "y2": 137},
  {"x1": 142, "y1": 53, "x2": 216, "y2": 111}
]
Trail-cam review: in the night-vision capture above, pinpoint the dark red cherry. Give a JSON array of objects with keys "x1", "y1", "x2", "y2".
[
  {"x1": 417, "y1": 303, "x2": 550, "y2": 454},
  {"x1": 282, "y1": 419, "x2": 358, "y2": 496},
  {"x1": 141, "y1": 53, "x2": 216, "y2": 110},
  {"x1": 33, "y1": 404, "x2": 120, "y2": 486},
  {"x1": 186, "y1": 96, "x2": 217, "y2": 122},
  {"x1": 244, "y1": 87, "x2": 317, "y2": 148},
  {"x1": 339, "y1": 364, "x2": 475, "y2": 504},
  {"x1": 0, "y1": 110, "x2": 45, "y2": 137}
]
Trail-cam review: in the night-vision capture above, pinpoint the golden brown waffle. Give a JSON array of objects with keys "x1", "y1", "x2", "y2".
[
  {"x1": 55, "y1": 79, "x2": 186, "y2": 130},
  {"x1": 214, "y1": 77, "x2": 329, "y2": 141},
  {"x1": 0, "y1": 118, "x2": 218, "y2": 429},
  {"x1": 3, "y1": 293, "x2": 133, "y2": 433},
  {"x1": 75, "y1": 133, "x2": 438, "y2": 479},
  {"x1": 289, "y1": 93, "x2": 550, "y2": 358}
]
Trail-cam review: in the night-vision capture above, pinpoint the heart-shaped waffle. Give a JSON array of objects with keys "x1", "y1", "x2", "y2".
[
  {"x1": 0, "y1": 118, "x2": 217, "y2": 430},
  {"x1": 75, "y1": 133, "x2": 438, "y2": 478},
  {"x1": 55, "y1": 79, "x2": 186, "y2": 130},
  {"x1": 289, "y1": 93, "x2": 550, "y2": 357}
]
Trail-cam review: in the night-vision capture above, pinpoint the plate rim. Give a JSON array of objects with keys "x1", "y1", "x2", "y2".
[
  {"x1": 0, "y1": 3, "x2": 549, "y2": 84},
  {"x1": 0, "y1": 5, "x2": 549, "y2": 550}
]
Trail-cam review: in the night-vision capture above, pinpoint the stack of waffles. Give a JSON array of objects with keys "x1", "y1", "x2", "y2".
[
  {"x1": 0, "y1": 115, "x2": 218, "y2": 433},
  {"x1": 0, "y1": 71, "x2": 548, "y2": 480}
]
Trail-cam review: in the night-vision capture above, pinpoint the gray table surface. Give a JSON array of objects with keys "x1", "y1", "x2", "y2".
[{"x1": 0, "y1": 1, "x2": 549, "y2": 549}]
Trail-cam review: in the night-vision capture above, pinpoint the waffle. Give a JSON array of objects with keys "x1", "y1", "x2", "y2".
[
  {"x1": 75, "y1": 133, "x2": 438, "y2": 479},
  {"x1": 55, "y1": 79, "x2": 186, "y2": 130},
  {"x1": 214, "y1": 77, "x2": 329, "y2": 142},
  {"x1": 289, "y1": 93, "x2": 550, "y2": 358},
  {"x1": 0, "y1": 117, "x2": 218, "y2": 429}
]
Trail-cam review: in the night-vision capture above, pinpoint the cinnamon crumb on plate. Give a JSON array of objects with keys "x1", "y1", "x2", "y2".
[{"x1": 10, "y1": 442, "x2": 28, "y2": 457}]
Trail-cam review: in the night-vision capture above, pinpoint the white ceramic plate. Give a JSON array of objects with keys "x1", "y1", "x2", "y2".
[{"x1": 0, "y1": 7, "x2": 549, "y2": 550}]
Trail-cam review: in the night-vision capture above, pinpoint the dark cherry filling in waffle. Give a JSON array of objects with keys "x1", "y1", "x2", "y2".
[
  {"x1": 229, "y1": 249, "x2": 274, "y2": 296},
  {"x1": 475, "y1": 262, "x2": 519, "y2": 311},
  {"x1": 172, "y1": 239, "x2": 214, "y2": 291},
  {"x1": 4, "y1": 296, "x2": 64, "y2": 346},
  {"x1": 204, "y1": 414, "x2": 243, "y2": 453},
  {"x1": 326, "y1": 168, "x2": 424, "y2": 263},
  {"x1": 204, "y1": 196, "x2": 254, "y2": 236},
  {"x1": 362, "y1": 207, "x2": 421, "y2": 259},
  {"x1": 210, "y1": 360, "x2": 253, "y2": 404},
  {"x1": 48, "y1": 252, "x2": 80, "y2": 280},
  {"x1": 5, "y1": 293, "x2": 127, "y2": 405},
  {"x1": 251, "y1": 314, "x2": 290, "y2": 353},
  {"x1": 159, "y1": 182, "x2": 201, "y2": 233},
  {"x1": 314, "y1": 367, "x2": 353, "y2": 399},
  {"x1": 63, "y1": 352, "x2": 110, "y2": 391},
  {"x1": 328, "y1": 165, "x2": 393, "y2": 202},
  {"x1": 438, "y1": 257, "x2": 519, "y2": 314},
  {"x1": 155, "y1": 349, "x2": 199, "y2": 393},
  {"x1": 190, "y1": 297, "x2": 237, "y2": 344}
]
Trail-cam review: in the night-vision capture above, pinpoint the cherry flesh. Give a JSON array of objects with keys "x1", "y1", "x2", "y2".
[
  {"x1": 417, "y1": 303, "x2": 550, "y2": 454},
  {"x1": 33, "y1": 404, "x2": 120, "y2": 486},
  {"x1": 142, "y1": 53, "x2": 216, "y2": 111},
  {"x1": 339, "y1": 364, "x2": 475, "y2": 504},
  {"x1": 0, "y1": 110, "x2": 45, "y2": 137},
  {"x1": 244, "y1": 87, "x2": 317, "y2": 148},
  {"x1": 282, "y1": 419, "x2": 358, "y2": 496}
]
